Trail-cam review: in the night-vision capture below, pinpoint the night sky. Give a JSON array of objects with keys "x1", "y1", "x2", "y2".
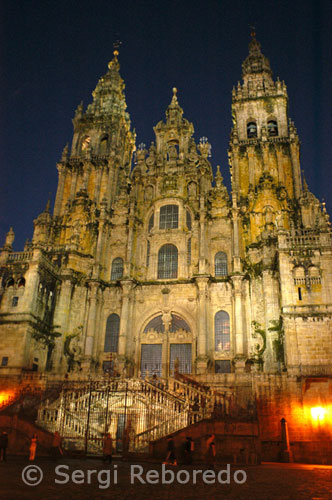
[{"x1": 1, "y1": 0, "x2": 332, "y2": 250}]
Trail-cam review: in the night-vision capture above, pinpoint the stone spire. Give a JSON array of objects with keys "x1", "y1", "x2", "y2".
[
  {"x1": 242, "y1": 31, "x2": 273, "y2": 87},
  {"x1": 82, "y1": 47, "x2": 129, "y2": 121},
  {"x1": 165, "y1": 87, "x2": 184, "y2": 126}
]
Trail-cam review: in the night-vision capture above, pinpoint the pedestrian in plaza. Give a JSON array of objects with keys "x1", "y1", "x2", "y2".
[
  {"x1": 0, "y1": 431, "x2": 8, "y2": 461},
  {"x1": 103, "y1": 433, "x2": 113, "y2": 464},
  {"x1": 29, "y1": 434, "x2": 38, "y2": 461},
  {"x1": 163, "y1": 435, "x2": 177, "y2": 466},
  {"x1": 183, "y1": 436, "x2": 194, "y2": 465},
  {"x1": 51, "y1": 431, "x2": 63, "y2": 460},
  {"x1": 205, "y1": 434, "x2": 216, "y2": 470}
]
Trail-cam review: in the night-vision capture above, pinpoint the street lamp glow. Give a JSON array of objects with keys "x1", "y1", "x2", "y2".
[{"x1": 310, "y1": 406, "x2": 327, "y2": 421}]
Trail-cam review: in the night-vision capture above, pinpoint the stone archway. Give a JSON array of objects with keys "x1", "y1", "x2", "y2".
[{"x1": 138, "y1": 311, "x2": 196, "y2": 378}]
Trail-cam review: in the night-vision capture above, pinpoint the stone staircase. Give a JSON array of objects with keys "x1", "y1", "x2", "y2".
[{"x1": 36, "y1": 376, "x2": 229, "y2": 454}]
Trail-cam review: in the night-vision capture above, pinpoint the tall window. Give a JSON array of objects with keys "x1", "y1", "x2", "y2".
[
  {"x1": 247, "y1": 122, "x2": 257, "y2": 138},
  {"x1": 186, "y1": 210, "x2": 192, "y2": 230},
  {"x1": 215, "y1": 251, "x2": 228, "y2": 276},
  {"x1": 215, "y1": 311, "x2": 230, "y2": 351},
  {"x1": 148, "y1": 213, "x2": 154, "y2": 232},
  {"x1": 146, "y1": 240, "x2": 150, "y2": 267},
  {"x1": 111, "y1": 257, "x2": 124, "y2": 280},
  {"x1": 159, "y1": 205, "x2": 178, "y2": 229},
  {"x1": 187, "y1": 238, "x2": 191, "y2": 266},
  {"x1": 104, "y1": 314, "x2": 120, "y2": 352},
  {"x1": 158, "y1": 244, "x2": 178, "y2": 279}
]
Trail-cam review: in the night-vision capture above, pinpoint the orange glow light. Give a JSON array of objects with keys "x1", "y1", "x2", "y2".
[
  {"x1": 311, "y1": 406, "x2": 327, "y2": 421},
  {"x1": 0, "y1": 391, "x2": 15, "y2": 406}
]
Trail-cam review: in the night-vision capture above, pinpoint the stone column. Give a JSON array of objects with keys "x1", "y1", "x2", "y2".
[
  {"x1": 290, "y1": 140, "x2": 302, "y2": 199},
  {"x1": 198, "y1": 196, "x2": 207, "y2": 274},
  {"x1": 232, "y1": 193, "x2": 242, "y2": 273},
  {"x1": 280, "y1": 418, "x2": 293, "y2": 462},
  {"x1": 196, "y1": 277, "x2": 209, "y2": 373},
  {"x1": 70, "y1": 170, "x2": 78, "y2": 199},
  {"x1": 22, "y1": 252, "x2": 42, "y2": 311},
  {"x1": 118, "y1": 281, "x2": 133, "y2": 369},
  {"x1": 247, "y1": 146, "x2": 255, "y2": 186},
  {"x1": 262, "y1": 269, "x2": 280, "y2": 371},
  {"x1": 124, "y1": 212, "x2": 134, "y2": 277},
  {"x1": 52, "y1": 277, "x2": 73, "y2": 371},
  {"x1": 94, "y1": 167, "x2": 103, "y2": 204},
  {"x1": 84, "y1": 282, "x2": 99, "y2": 358},
  {"x1": 231, "y1": 275, "x2": 244, "y2": 357},
  {"x1": 54, "y1": 164, "x2": 66, "y2": 217}
]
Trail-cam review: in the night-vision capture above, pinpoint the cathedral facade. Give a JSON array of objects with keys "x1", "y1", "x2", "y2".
[{"x1": 1, "y1": 36, "x2": 332, "y2": 382}]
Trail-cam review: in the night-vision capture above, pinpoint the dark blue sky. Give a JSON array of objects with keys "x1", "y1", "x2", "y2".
[{"x1": 1, "y1": 0, "x2": 332, "y2": 250}]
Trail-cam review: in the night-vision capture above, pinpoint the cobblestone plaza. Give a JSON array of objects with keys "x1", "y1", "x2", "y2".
[{"x1": 0, "y1": 458, "x2": 331, "y2": 500}]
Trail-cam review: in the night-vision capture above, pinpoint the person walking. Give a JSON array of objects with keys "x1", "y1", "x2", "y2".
[
  {"x1": 51, "y1": 431, "x2": 63, "y2": 460},
  {"x1": 103, "y1": 433, "x2": 113, "y2": 464},
  {"x1": 163, "y1": 436, "x2": 177, "y2": 466},
  {"x1": 205, "y1": 434, "x2": 216, "y2": 470},
  {"x1": 29, "y1": 434, "x2": 38, "y2": 461},
  {"x1": 0, "y1": 432, "x2": 8, "y2": 461},
  {"x1": 183, "y1": 436, "x2": 194, "y2": 465}
]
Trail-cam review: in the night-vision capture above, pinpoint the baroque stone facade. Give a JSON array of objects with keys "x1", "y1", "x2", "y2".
[{"x1": 1, "y1": 36, "x2": 332, "y2": 382}]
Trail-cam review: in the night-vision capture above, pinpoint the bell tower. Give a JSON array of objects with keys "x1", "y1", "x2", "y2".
[{"x1": 229, "y1": 32, "x2": 303, "y2": 247}]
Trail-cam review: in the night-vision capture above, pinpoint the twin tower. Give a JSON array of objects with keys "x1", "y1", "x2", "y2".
[{"x1": 0, "y1": 36, "x2": 331, "y2": 380}]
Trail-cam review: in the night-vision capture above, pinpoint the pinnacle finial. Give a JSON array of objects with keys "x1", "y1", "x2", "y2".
[
  {"x1": 171, "y1": 87, "x2": 178, "y2": 105},
  {"x1": 113, "y1": 39, "x2": 122, "y2": 57},
  {"x1": 108, "y1": 40, "x2": 122, "y2": 70},
  {"x1": 250, "y1": 25, "x2": 256, "y2": 38}
]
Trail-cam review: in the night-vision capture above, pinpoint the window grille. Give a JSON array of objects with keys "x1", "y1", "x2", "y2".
[
  {"x1": 104, "y1": 314, "x2": 120, "y2": 352},
  {"x1": 215, "y1": 310, "x2": 230, "y2": 351},
  {"x1": 158, "y1": 244, "x2": 178, "y2": 279},
  {"x1": 140, "y1": 344, "x2": 162, "y2": 377},
  {"x1": 215, "y1": 360, "x2": 231, "y2": 373},
  {"x1": 170, "y1": 344, "x2": 192, "y2": 374},
  {"x1": 144, "y1": 315, "x2": 165, "y2": 333},
  {"x1": 215, "y1": 251, "x2": 228, "y2": 276},
  {"x1": 111, "y1": 257, "x2": 124, "y2": 280},
  {"x1": 159, "y1": 205, "x2": 178, "y2": 229},
  {"x1": 1, "y1": 357, "x2": 8, "y2": 367},
  {"x1": 169, "y1": 314, "x2": 191, "y2": 333},
  {"x1": 12, "y1": 296, "x2": 19, "y2": 307}
]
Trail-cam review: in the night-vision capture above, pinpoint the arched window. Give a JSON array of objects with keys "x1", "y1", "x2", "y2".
[
  {"x1": 267, "y1": 120, "x2": 278, "y2": 137},
  {"x1": 6, "y1": 278, "x2": 14, "y2": 288},
  {"x1": 215, "y1": 251, "x2": 228, "y2": 276},
  {"x1": 215, "y1": 311, "x2": 230, "y2": 351},
  {"x1": 111, "y1": 257, "x2": 124, "y2": 280},
  {"x1": 158, "y1": 244, "x2": 178, "y2": 279},
  {"x1": 17, "y1": 277, "x2": 25, "y2": 287},
  {"x1": 186, "y1": 210, "x2": 192, "y2": 230},
  {"x1": 187, "y1": 238, "x2": 191, "y2": 266},
  {"x1": 99, "y1": 135, "x2": 108, "y2": 154},
  {"x1": 81, "y1": 136, "x2": 91, "y2": 152},
  {"x1": 159, "y1": 205, "x2": 178, "y2": 229},
  {"x1": 104, "y1": 314, "x2": 120, "y2": 352},
  {"x1": 247, "y1": 122, "x2": 257, "y2": 138},
  {"x1": 148, "y1": 213, "x2": 154, "y2": 232},
  {"x1": 146, "y1": 240, "x2": 150, "y2": 267}
]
